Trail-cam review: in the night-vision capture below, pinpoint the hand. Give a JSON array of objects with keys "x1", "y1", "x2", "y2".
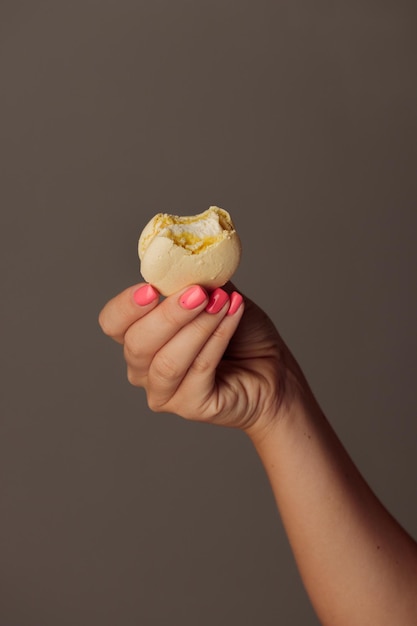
[{"x1": 98, "y1": 282, "x2": 294, "y2": 434}]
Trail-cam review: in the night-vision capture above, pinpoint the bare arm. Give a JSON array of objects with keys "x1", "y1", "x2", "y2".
[
  {"x1": 99, "y1": 283, "x2": 417, "y2": 625},
  {"x1": 248, "y1": 380, "x2": 417, "y2": 626}
]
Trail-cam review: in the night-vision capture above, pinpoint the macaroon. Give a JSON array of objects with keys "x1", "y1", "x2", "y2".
[{"x1": 138, "y1": 206, "x2": 241, "y2": 296}]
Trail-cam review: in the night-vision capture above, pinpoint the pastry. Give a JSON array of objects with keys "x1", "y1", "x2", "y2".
[{"x1": 138, "y1": 206, "x2": 241, "y2": 296}]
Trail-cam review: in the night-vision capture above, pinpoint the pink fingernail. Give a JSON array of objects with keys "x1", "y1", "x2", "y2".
[
  {"x1": 180, "y1": 285, "x2": 208, "y2": 310},
  {"x1": 227, "y1": 291, "x2": 243, "y2": 315},
  {"x1": 205, "y1": 288, "x2": 229, "y2": 314},
  {"x1": 133, "y1": 284, "x2": 159, "y2": 306}
]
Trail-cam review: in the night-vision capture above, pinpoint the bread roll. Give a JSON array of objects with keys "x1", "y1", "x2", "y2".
[{"x1": 138, "y1": 206, "x2": 241, "y2": 296}]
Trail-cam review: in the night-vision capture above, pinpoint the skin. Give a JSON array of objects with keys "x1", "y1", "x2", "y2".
[{"x1": 99, "y1": 282, "x2": 417, "y2": 626}]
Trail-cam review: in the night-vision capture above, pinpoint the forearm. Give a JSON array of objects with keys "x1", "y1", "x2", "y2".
[
  {"x1": 100, "y1": 282, "x2": 417, "y2": 623},
  {"x1": 248, "y1": 385, "x2": 417, "y2": 626}
]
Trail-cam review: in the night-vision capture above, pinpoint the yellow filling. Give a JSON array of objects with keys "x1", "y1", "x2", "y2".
[
  {"x1": 165, "y1": 231, "x2": 223, "y2": 253},
  {"x1": 153, "y1": 208, "x2": 232, "y2": 254}
]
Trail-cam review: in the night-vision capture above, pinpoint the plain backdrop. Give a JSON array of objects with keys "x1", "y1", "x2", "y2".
[{"x1": 1, "y1": 2, "x2": 416, "y2": 625}]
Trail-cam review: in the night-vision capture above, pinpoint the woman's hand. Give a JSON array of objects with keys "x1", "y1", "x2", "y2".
[
  {"x1": 98, "y1": 282, "x2": 292, "y2": 433},
  {"x1": 100, "y1": 282, "x2": 417, "y2": 626}
]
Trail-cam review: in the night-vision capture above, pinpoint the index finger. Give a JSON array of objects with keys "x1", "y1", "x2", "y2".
[{"x1": 98, "y1": 283, "x2": 160, "y2": 344}]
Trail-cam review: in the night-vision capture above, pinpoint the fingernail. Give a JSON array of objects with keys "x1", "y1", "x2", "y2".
[
  {"x1": 133, "y1": 284, "x2": 159, "y2": 306},
  {"x1": 205, "y1": 288, "x2": 229, "y2": 314},
  {"x1": 227, "y1": 291, "x2": 243, "y2": 315},
  {"x1": 180, "y1": 285, "x2": 208, "y2": 310}
]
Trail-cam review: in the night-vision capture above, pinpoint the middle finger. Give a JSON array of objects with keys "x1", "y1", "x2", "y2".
[{"x1": 145, "y1": 288, "x2": 231, "y2": 405}]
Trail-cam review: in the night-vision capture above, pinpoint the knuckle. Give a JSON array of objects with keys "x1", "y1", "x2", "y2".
[
  {"x1": 190, "y1": 316, "x2": 209, "y2": 336},
  {"x1": 98, "y1": 310, "x2": 113, "y2": 337},
  {"x1": 123, "y1": 329, "x2": 142, "y2": 359},
  {"x1": 123, "y1": 341, "x2": 138, "y2": 365},
  {"x1": 212, "y1": 322, "x2": 230, "y2": 342},
  {"x1": 160, "y1": 304, "x2": 181, "y2": 328},
  {"x1": 191, "y1": 354, "x2": 212, "y2": 375},
  {"x1": 126, "y1": 366, "x2": 141, "y2": 387},
  {"x1": 151, "y1": 352, "x2": 180, "y2": 381},
  {"x1": 146, "y1": 392, "x2": 165, "y2": 413},
  {"x1": 123, "y1": 338, "x2": 137, "y2": 359}
]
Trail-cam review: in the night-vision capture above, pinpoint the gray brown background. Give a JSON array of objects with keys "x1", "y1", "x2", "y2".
[{"x1": 1, "y1": 1, "x2": 416, "y2": 624}]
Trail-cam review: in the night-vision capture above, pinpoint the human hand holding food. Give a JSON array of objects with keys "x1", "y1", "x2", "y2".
[
  {"x1": 99, "y1": 205, "x2": 298, "y2": 432},
  {"x1": 98, "y1": 281, "x2": 293, "y2": 434},
  {"x1": 99, "y1": 205, "x2": 417, "y2": 626}
]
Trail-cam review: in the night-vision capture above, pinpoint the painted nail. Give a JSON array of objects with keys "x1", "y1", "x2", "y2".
[
  {"x1": 179, "y1": 285, "x2": 208, "y2": 310},
  {"x1": 133, "y1": 284, "x2": 159, "y2": 306},
  {"x1": 227, "y1": 291, "x2": 243, "y2": 315},
  {"x1": 205, "y1": 288, "x2": 229, "y2": 314}
]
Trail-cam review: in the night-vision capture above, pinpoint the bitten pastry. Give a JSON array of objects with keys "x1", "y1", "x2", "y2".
[{"x1": 138, "y1": 206, "x2": 241, "y2": 296}]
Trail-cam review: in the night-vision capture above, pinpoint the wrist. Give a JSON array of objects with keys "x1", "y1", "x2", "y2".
[{"x1": 244, "y1": 368, "x2": 321, "y2": 449}]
